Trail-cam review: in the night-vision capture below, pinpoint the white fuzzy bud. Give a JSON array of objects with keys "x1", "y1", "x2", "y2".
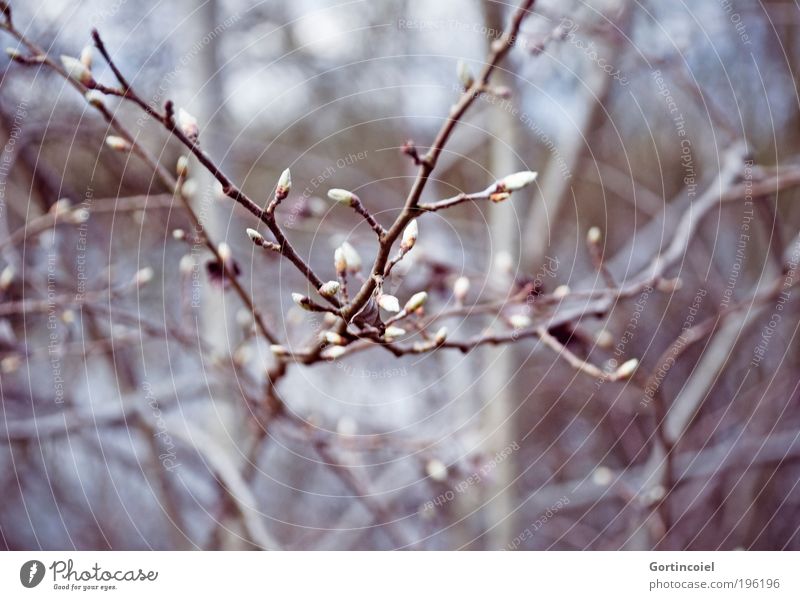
[
  {"x1": 269, "y1": 344, "x2": 290, "y2": 357},
  {"x1": 377, "y1": 294, "x2": 400, "y2": 313},
  {"x1": 319, "y1": 280, "x2": 341, "y2": 298},
  {"x1": 401, "y1": 219, "x2": 418, "y2": 251},
  {"x1": 434, "y1": 327, "x2": 448, "y2": 344},
  {"x1": 615, "y1": 358, "x2": 639, "y2": 379},
  {"x1": 494, "y1": 251, "x2": 513, "y2": 274},
  {"x1": 179, "y1": 254, "x2": 195, "y2": 274},
  {"x1": 657, "y1": 277, "x2": 683, "y2": 293},
  {"x1": 217, "y1": 242, "x2": 232, "y2": 263},
  {"x1": 384, "y1": 326, "x2": 406, "y2": 340},
  {"x1": 337, "y1": 416, "x2": 358, "y2": 436},
  {"x1": 60, "y1": 55, "x2": 93, "y2": 85},
  {"x1": 592, "y1": 466, "x2": 614, "y2": 486},
  {"x1": 553, "y1": 284, "x2": 571, "y2": 299},
  {"x1": 595, "y1": 329, "x2": 614, "y2": 349},
  {"x1": 246, "y1": 228, "x2": 264, "y2": 245},
  {"x1": 276, "y1": 168, "x2": 291, "y2": 198},
  {"x1": 233, "y1": 345, "x2": 252, "y2": 367},
  {"x1": 340, "y1": 242, "x2": 361, "y2": 272},
  {"x1": 0, "y1": 265, "x2": 14, "y2": 290},
  {"x1": 334, "y1": 247, "x2": 347, "y2": 274},
  {"x1": 426, "y1": 458, "x2": 448, "y2": 482},
  {"x1": 84, "y1": 90, "x2": 104, "y2": 108},
  {"x1": 1, "y1": 354, "x2": 21, "y2": 373},
  {"x1": 498, "y1": 171, "x2": 538, "y2": 192},
  {"x1": 68, "y1": 208, "x2": 90, "y2": 224},
  {"x1": 327, "y1": 188, "x2": 356, "y2": 206},
  {"x1": 291, "y1": 292, "x2": 311, "y2": 310},
  {"x1": 322, "y1": 331, "x2": 345, "y2": 345},
  {"x1": 404, "y1": 291, "x2": 428, "y2": 312},
  {"x1": 177, "y1": 108, "x2": 199, "y2": 141},
  {"x1": 105, "y1": 135, "x2": 131, "y2": 152},
  {"x1": 50, "y1": 198, "x2": 72, "y2": 216},
  {"x1": 80, "y1": 45, "x2": 92, "y2": 69},
  {"x1": 322, "y1": 346, "x2": 347, "y2": 360},
  {"x1": 176, "y1": 156, "x2": 189, "y2": 178},
  {"x1": 587, "y1": 226, "x2": 602, "y2": 245},
  {"x1": 172, "y1": 229, "x2": 186, "y2": 241},
  {"x1": 134, "y1": 267, "x2": 154, "y2": 286},
  {"x1": 453, "y1": 276, "x2": 470, "y2": 302},
  {"x1": 182, "y1": 178, "x2": 198, "y2": 198},
  {"x1": 509, "y1": 314, "x2": 531, "y2": 329}
]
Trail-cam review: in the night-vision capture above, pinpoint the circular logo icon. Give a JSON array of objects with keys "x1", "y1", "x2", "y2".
[{"x1": 20, "y1": 560, "x2": 46, "y2": 588}]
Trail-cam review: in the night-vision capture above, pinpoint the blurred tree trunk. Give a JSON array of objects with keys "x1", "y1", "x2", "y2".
[
  {"x1": 180, "y1": 0, "x2": 244, "y2": 548},
  {"x1": 475, "y1": 0, "x2": 520, "y2": 550}
]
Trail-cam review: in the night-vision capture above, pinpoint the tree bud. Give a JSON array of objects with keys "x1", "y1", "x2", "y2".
[
  {"x1": 177, "y1": 108, "x2": 199, "y2": 141},
  {"x1": 319, "y1": 280, "x2": 341, "y2": 298},
  {"x1": 453, "y1": 276, "x2": 470, "y2": 302},
  {"x1": 498, "y1": 171, "x2": 538, "y2": 192},
  {"x1": 401, "y1": 219, "x2": 418, "y2": 251},
  {"x1": 340, "y1": 242, "x2": 361, "y2": 272},
  {"x1": 105, "y1": 135, "x2": 131, "y2": 152},
  {"x1": 276, "y1": 168, "x2": 291, "y2": 199},
  {"x1": 404, "y1": 291, "x2": 428, "y2": 312},
  {"x1": 60, "y1": 55, "x2": 94, "y2": 85},
  {"x1": 377, "y1": 294, "x2": 400, "y2": 313},
  {"x1": 615, "y1": 358, "x2": 639, "y2": 379},
  {"x1": 327, "y1": 188, "x2": 355, "y2": 206}
]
